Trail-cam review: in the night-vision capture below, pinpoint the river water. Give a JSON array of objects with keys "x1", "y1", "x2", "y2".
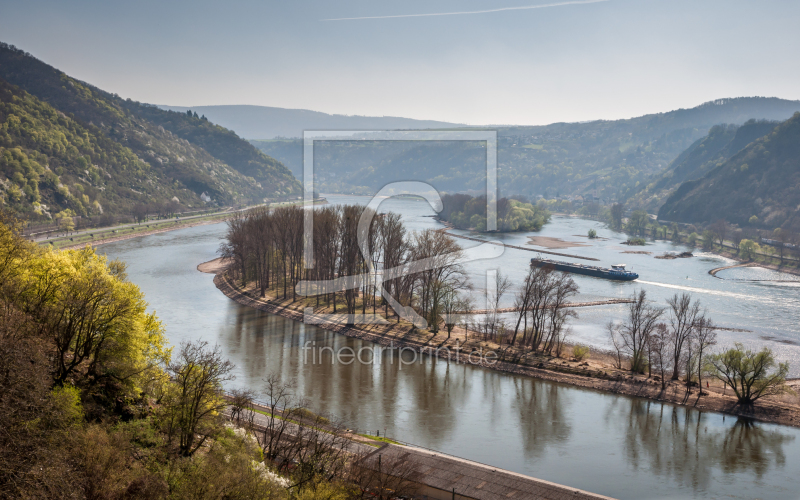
[
  {"x1": 323, "y1": 195, "x2": 800, "y2": 373},
  {"x1": 97, "y1": 199, "x2": 800, "y2": 499}
]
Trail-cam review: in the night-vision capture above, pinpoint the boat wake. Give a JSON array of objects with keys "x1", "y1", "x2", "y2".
[{"x1": 635, "y1": 280, "x2": 756, "y2": 301}]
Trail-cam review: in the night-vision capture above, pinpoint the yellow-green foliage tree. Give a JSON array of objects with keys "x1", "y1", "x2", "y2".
[
  {"x1": 0, "y1": 212, "x2": 292, "y2": 499},
  {"x1": 739, "y1": 239, "x2": 760, "y2": 260},
  {"x1": 55, "y1": 208, "x2": 75, "y2": 232},
  {"x1": 707, "y1": 343, "x2": 791, "y2": 405},
  {"x1": 1, "y1": 213, "x2": 169, "y2": 393}
]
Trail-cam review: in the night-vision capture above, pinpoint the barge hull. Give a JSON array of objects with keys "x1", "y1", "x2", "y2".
[{"x1": 531, "y1": 260, "x2": 638, "y2": 281}]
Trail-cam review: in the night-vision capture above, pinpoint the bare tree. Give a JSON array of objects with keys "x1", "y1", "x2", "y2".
[
  {"x1": 220, "y1": 203, "x2": 480, "y2": 332},
  {"x1": 480, "y1": 270, "x2": 511, "y2": 340},
  {"x1": 409, "y1": 229, "x2": 468, "y2": 325},
  {"x1": 458, "y1": 293, "x2": 475, "y2": 341},
  {"x1": 710, "y1": 219, "x2": 728, "y2": 248},
  {"x1": 788, "y1": 231, "x2": 800, "y2": 264},
  {"x1": 440, "y1": 284, "x2": 471, "y2": 339},
  {"x1": 378, "y1": 212, "x2": 408, "y2": 320},
  {"x1": 542, "y1": 272, "x2": 578, "y2": 354},
  {"x1": 772, "y1": 228, "x2": 788, "y2": 264},
  {"x1": 286, "y1": 412, "x2": 352, "y2": 491},
  {"x1": 731, "y1": 229, "x2": 744, "y2": 251},
  {"x1": 349, "y1": 448, "x2": 420, "y2": 500},
  {"x1": 519, "y1": 265, "x2": 555, "y2": 349},
  {"x1": 338, "y1": 205, "x2": 367, "y2": 322},
  {"x1": 511, "y1": 265, "x2": 538, "y2": 345},
  {"x1": 315, "y1": 206, "x2": 342, "y2": 311},
  {"x1": 509, "y1": 264, "x2": 579, "y2": 352},
  {"x1": 618, "y1": 290, "x2": 663, "y2": 373},
  {"x1": 606, "y1": 321, "x2": 626, "y2": 369},
  {"x1": 229, "y1": 387, "x2": 257, "y2": 430},
  {"x1": 667, "y1": 293, "x2": 703, "y2": 380},
  {"x1": 648, "y1": 323, "x2": 673, "y2": 390},
  {"x1": 219, "y1": 211, "x2": 250, "y2": 286},
  {"x1": 259, "y1": 373, "x2": 301, "y2": 463},
  {"x1": 693, "y1": 316, "x2": 717, "y2": 395}
]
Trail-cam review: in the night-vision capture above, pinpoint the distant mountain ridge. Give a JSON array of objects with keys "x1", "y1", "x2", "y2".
[
  {"x1": 0, "y1": 42, "x2": 300, "y2": 221},
  {"x1": 630, "y1": 119, "x2": 780, "y2": 210},
  {"x1": 658, "y1": 112, "x2": 800, "y2": 230},
  {"x1": 160, "y1": 104, "x2": 464, "y2": 140},
  {"x1": 251, "y1": 97, "x2": 800, "y2": 200}
]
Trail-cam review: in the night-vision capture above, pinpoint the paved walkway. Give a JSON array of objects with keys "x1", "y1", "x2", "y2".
[{"x1": 360, "y1": 443, "x2": 616, "y2": 500}]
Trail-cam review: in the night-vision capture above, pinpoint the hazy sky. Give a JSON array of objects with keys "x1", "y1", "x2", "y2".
[{"x1": 2, "y1": 0, "x2": 799, "y2": 125}]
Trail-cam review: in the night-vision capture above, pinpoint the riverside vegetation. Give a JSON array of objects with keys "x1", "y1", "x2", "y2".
[
  {"x1": 219, "y1": 205, "x2": 795, "y2": 419},
  {"x1": 438, "y1": 193, "x2": 551, "y2": 232},
  {"x1": 602, "y1": 202, "x2": 800, "y2": 274},
  {"x1": 0, "y1": 209, "x2": 421, "y2": 500}
]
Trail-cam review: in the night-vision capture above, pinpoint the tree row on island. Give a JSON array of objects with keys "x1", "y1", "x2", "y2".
[{"x1": 220, "y1": 204, "x2": 469, "y2": 330}]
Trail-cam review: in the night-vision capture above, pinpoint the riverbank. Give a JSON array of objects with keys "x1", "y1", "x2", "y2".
[
  {"x1": 46, "y1": 198, "x2": 328, "y2": 251},
  {"x1": 561, "y1": 212, "x2": 800, "y2": 278},
  {"x1": 201, "y1": 257, "x2": 800, "y2": 430},
  {"x1": 711, "y1": 246, "x2": 800, "y2": 277},
  {"x1": 57, "y1": 216, "x2": 229, "y2": 251},
  {"x1": 708, "y1": 262, "x2": 759, "y2": 277}
]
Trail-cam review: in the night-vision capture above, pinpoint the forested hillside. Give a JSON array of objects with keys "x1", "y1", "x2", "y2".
[
  {"x1": 0, "y1": 79, "x2": 193, "y2": 220},
  {"x1": 253, "y1": 97, "x2": 800, "y2": 200},
  {"x1": 0, "y1": 42, "x2": 300, "y2": 222},
  {"x1": 630, "y1": 119, "x2": 779, "y2": 210},
  {"x1": 658, "y1": 112, "x2": 800, "y2": 229}
]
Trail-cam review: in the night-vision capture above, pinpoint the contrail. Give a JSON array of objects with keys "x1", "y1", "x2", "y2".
[{"x1": 322, "y1": 0, "x2": 609, "y2": 22}]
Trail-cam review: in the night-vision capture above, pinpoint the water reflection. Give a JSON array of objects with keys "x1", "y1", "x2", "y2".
[
  {"x1": 512, "y1": 379, "x2": 572, "y2": 457},
  {"x1": 617, "y1": 399, "x2": 794, "y2": 492},
  {"x1": 719, "y1": 418, "x2": 791, "y2": 477},
  {"x1": 219, "y1": 300, "x2": 798, "y2": 497}
]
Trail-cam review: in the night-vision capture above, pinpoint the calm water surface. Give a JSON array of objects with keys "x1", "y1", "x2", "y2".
[{"x1": 98, "y1": 204, "x2": 800, "y2": 499}]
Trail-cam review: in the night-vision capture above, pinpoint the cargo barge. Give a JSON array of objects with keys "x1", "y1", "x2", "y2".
[{"x1": 531, "y1": 258, "x2": 639, "y2": 281}]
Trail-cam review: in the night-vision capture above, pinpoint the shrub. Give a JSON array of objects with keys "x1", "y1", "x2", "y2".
[
  {"x1": 701, "y1": 230, "x2": 715, "y2": 249},
  {"x1": 625, "y1": 238, "x2": 646, "y2": 246},
  {"x1": 588, "y1": 229, "x2": 597, "y2": 239},
  {"x1": 48, "y1": 385, "x2": 84, "y2": 429},
  {"x1": 573, "y1": 344, "x2": 591, "y2": 361},
  {"x1": 294, "y1": 407, "x2": 330, "y2": 425}
]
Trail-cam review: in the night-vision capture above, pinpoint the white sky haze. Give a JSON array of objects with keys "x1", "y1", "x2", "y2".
[{"x1": 1, "y1": 0, "x2": 798, "y2": 125}]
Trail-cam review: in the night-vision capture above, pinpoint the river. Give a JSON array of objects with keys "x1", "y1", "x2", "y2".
[
  {"x1": 97, "y1": 199, "x2": 800, "y2": 499},
  {"x1": 323, "y1": 195, "x2": 800, "y2": 374}
]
